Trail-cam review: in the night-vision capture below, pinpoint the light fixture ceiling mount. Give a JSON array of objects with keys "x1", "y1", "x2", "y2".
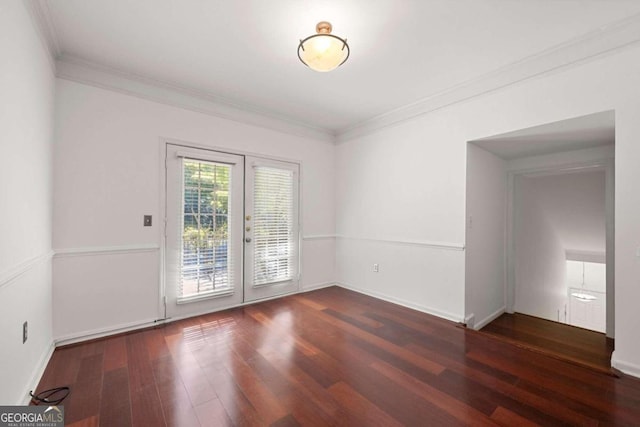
[{"x1": 297, "y1": 21, "x2": 350, "y2": 72}]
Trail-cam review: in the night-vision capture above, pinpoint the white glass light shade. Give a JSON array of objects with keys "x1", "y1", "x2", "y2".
[{"x1": 298, "y1": 22, "x2": 349, "y2": 72}]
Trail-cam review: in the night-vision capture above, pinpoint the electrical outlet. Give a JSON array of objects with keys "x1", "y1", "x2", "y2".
[
  {"x1": 143, "y1": 215, "x2": 152, "y2": 226},
  {"x1": 23, "y1": 321, "x2": 28, "y2": 344},
  {"x1": 373, "y1": 263, "x2": 379, "y2": 273}
]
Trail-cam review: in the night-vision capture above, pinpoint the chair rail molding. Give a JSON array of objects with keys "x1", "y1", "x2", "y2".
[
  {"x1": 0, "y1": 251, "x2": 54, "y2": 291},
  {"x1": 302, "y1": 234, "x2": 337, "y2": 241},
  {"x1": 54, "y1": 244, "x2": 160, "y2": 258},
  {"x1": 336, "y1": 235, "x2": 465, "y2": 251}
]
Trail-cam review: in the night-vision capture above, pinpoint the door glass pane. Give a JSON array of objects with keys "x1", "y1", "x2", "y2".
[
  {"x1": 253, "y1": 166, "x2": 294, "y2": 286},
  {"x1": 180, "y1": 159, "x2": 232, "y2": 298}
]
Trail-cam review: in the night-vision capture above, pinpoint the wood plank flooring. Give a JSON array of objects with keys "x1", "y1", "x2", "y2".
[
  {"x1": 480, "y1": 313, "x2": 614, "y2": 374},
  {"x1": 34, "y1": 287, "x2": 640, "y2": 426}
]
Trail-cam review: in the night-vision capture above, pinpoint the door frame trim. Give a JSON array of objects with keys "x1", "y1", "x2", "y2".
[
  {"x1": 158, "y1": 137, "x2": 304, "y2": 320},
  {"x1": 505, "y1": 157, "x2": 614, "y2": 338}
]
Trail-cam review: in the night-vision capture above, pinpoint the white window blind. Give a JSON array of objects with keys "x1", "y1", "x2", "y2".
[
  {"x1": 179, "y1": 158, "x2": 234, "y2": 299},
  {"x1": 253, "y1": 166, "x2": 296, "y2": 286}
]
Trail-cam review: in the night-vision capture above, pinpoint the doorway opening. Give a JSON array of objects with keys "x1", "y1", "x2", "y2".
[{"x1": 464, "y1": 110, "x2": 615, "y2": 372}]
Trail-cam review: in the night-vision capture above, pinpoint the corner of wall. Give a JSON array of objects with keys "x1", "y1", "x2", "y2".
[{"x1": 611, "y1": 350, "x2": 640, "y2": 379}]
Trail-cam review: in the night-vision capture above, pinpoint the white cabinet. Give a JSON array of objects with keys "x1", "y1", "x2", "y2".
[
  {"x1": 566, "y1": 260, "x2": 584, "y2": 289},
  {"x1": 566, "y1": 260, "x2": 606, "y2": 333},
  {"x1": 583, "y1": 262, "x2": 606, "y2": 293}
]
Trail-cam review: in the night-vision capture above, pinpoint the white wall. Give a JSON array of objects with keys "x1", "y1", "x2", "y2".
[
  {"x1": 335, "y1": 43, "x2": 640, "y2": 377},
  {"x1": 513, "y1": 175, "x2": 566, "y2": 321},
  {"x1": 0, "y1": 2, "x2": 55, "y2": 404},
  {"x1": 514, "y1": 171, "x2": 605, "y2": 323},
  {"x1": 53, "y1": 79, "x2": 336, "y2": 342},
  {"x1": 335, "y1": 115, "x2": 466, "y2": 321},
  {"x1": 464, "y1": 145, "x2": 506, "y2": 328},
  {"x1": 506, "y1": 146, "x2": 615, "y2": 336}
]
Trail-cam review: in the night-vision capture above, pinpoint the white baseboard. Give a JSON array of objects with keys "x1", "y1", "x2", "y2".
[
  {"x1": 611, "y1": 351, "x2": 640, "y2": 379},
  {"x1": 55, "y1": 318, "x2": 160, "y2": 347},
  {"x1": 335, "y1": 282, "x2": 463, "y2": 323},
  {"x1": 300, "y1": 281, "x2": 336, "y2": 292},
  {"x1": 54, "y1": 284, "x2": 338, "y2": 347},
  {"x1": 21, "y1": 340, "x2": 55, "y2": 405},
  {"x1": 464, "y1": 314, "x2": 475, "y2": 329},
  {"x1": 474, "y1": 306, "x2": 506, "y2": 330}
]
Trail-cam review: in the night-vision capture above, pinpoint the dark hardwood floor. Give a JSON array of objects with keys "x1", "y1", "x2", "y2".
[
  {"x1": 480, "y1": 312, "x2": 615, "y2": 374},
  {"x1": 34, "y1": 287, "x2": 640, "y2": 426}
]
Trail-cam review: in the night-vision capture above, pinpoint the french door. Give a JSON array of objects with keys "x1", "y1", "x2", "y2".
[
  {"x1": 244, "y1": 157, "x2": 300, "y2": 302},
  {"x1": 164, "y1": 144, "x2": 299, "y2": 319}
]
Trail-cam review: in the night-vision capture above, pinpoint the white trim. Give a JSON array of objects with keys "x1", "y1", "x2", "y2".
[
  {"x1": 336, "y1": 282, "x2": 463, "y2": 323},
  {"x1": 56, "y1": 287, "x2": 308, "y2": 346},
  {"x1": 464, "y1": 314, "x2": 475, "y2": 329},
  {"x1": 25, "y1": 1, "x2": 640, "y2": 142},
  {"x1": 54, "y1": 318, "x2": 160, "y2": 347},
  {"x1": 301, "y1": 281, "x2": 337, "y2": 292},
  {"x1": 505, "y1": 157, "x2": 614, "y2": 314},
  {"x1": 56, "y1": 55, "x2": 335, "y2": 143},
  {"x1": 53, "y1": 244, "x2": 160, "y2": 258},
  {"x1": 20, "y1": 340, "x2": 55, "y2": 405},
  {"x1": 565, "y1": 250, "x2": 606, "y2": 263},
  {"x1": 336, "y1": 235, "x2": 464, "y2": 251},
  {"x1": 611, "y1": 351, "x2": 640, "y2": 379},
  {"x1": 506, "y1": 144, "x2": 614, "y2": 173},
  {"x1": 53, "y1": 285, "x2": 336, "y2": 348},
  {"x1": 177, "y1": 289, "x2": 235, "y2": 305},
  {"x1": 176, "y1": 150, "x2": 240, "y2": 165},
  {"x1": 473, "y1": 306, "x2": 506, "y2": 331},
  {"x1": 161, "y1": 294, "x2": 291, "y2": 325},
  {"x1": 159, "y1": 141, "x2": 168, "y2": 321},
  {"x1": 22, "y1": 0, "x2": 59, "y2": 74},
  {"x1": 604, "y1": 157, "x2": 615, "y2": 338},
  {"x1": 0, "y1": 251, "x2": 54, "y2": 290},
  {"x1": 337, "y1": 13, "x2": 640, "y2": 142},
  {"x1": 302, "y1": 234, "x2": 337, "y2": 241},
  {"x1": 163, "y1": 137, "x2": 305, "y2": 166}
]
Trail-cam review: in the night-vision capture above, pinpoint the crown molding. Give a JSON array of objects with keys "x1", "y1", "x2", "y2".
[
  {"x1": 56, "y1": 55, "x2": 336, "y2": 143},
  {"x1": 22, "y1": 0, "x2": 640, "y2": 145},
  {"x1": 336, "y1": 12, "x2": 640, "y2": 143},
  {"x1": 22, "y1": 0, "x2": 61, "y2": 73},
  {"x1": 25, "y1": 1, "x2": 335, "y2": 142}
]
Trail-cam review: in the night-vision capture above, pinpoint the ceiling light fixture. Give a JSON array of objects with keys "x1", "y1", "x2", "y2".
[{"x1": 297, "y1": 21, "x2": 349, "y2": 72}]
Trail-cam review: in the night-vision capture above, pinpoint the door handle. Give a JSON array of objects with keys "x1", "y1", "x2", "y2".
[{"x1": 245, "y1": 238, "x2": 252, "y2": 243}]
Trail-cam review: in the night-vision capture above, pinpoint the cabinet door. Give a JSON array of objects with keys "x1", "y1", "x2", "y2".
[{"x1": 583, "y1": 262, "x2": 606, "y2": 292}]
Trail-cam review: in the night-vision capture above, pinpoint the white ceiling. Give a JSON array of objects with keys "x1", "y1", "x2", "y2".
[
  {"x1": 43, "y1": 0, "x2": 640, "y2": 134},
  {"x1": 471, "y1": 111, "x2": 615, "y2": 160}
]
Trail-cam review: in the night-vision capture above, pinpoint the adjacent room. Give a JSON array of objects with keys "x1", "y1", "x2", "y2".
[
  {"x1": 3, "y1": 1, "x2": 640, "y2": 425},
  {"x1": 466, "y1": 111, "x2": 615, "y2": 372}
]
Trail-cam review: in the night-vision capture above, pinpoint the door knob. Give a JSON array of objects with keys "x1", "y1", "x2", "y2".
[{"x1": 245, "y1": 237, "x2": 252, "y2": 243}]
